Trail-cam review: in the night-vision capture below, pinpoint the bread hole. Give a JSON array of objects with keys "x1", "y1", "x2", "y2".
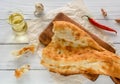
[
  {"x1": 81, "y1": 40, "x2": 85, "y2": 44},
  {"x1": 57, "y1": 49, "x2": 62, "y2": 54},
  {"x1": 80, "y1": 38, "x2": 88, "y2": 47}
]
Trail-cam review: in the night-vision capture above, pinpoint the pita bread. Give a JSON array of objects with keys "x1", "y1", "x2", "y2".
[
  {"x1": 39, "y1": 13, "x2": 115, "y2": 53},
  {"x1": 41, "y1": 21, "x2": 120, "y2": 79},
  {"x1": 39, "y1": 13, "x2": 116, "y2": 81}
]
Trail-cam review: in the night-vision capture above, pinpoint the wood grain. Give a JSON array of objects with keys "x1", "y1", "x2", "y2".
[{"x1": 0, "y1": 0, "x2": 120, "y2": 84}]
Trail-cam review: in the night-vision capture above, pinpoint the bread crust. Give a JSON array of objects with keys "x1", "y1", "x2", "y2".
[
  {"x1": 41, "y1": 21, "x2": 120, "y2": 79},
  {"x1": 39, "y1": 13, "x2": 115, "y2": 53},
  {"x1": 39, "y1": 13, "x2": 117, "y2": 81}
]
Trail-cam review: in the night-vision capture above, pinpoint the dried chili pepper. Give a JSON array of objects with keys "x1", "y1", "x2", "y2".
[{"x1": 82, "y1": 15, "x2": 117, "y2": 34}]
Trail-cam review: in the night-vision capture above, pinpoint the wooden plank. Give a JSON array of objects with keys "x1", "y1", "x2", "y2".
[
  {"x1": 0, "y1": 70, "x2": 115, "y2": 84},
  {"x1": 84, "y1": 0, "x2": 120, "y2": 3},
  {"x1": 84, "y1": 1, "x2": 120, "y2": 6},
  {"x1": 0, "y1": 19, "x2": 31, "y2": 43},
  {"x1": 0, "y1": 43, "x2": 120, "y2": 70},
  {"x1": 0, "y1": 11, "x2": 120, "y2": 20},
  {"x1": 86, "y1": 7, "x2": 120, "y2": 19},
  {"x1": 0, "y1": 0, "x2": 71, "y2": 20},
  {"x1": 0, "y1": 19, "x2": 120, "y2": 43},
  {"x1": 0, "y1": 0, "x2": 120, "y2": 19},
  {"x1": 0, "y1": 0, "x2": 119, "y2": 84},
  {"x1": 93, "y1": 20, "x2": 120, "y2": 43},
  {"x1": 0, "y1": 44, "x2": 45, "y2": 69},
  {"x1": 0, "y1": 70, "x2": 55, "y2": 84}
]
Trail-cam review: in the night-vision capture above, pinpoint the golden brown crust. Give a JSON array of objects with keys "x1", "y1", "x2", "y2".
[
  {"x1": 111, "y1": 77, "x2": 120, "y2": 84},
  {"x1": 41, "y1": 21, "x2": 120, "y2": 79},
  {"x1": 39, "y1": 13, "x2": 116, "y2": 82},
  {"x1": 39, "y1": 12, "x2": 115, "y2": 53},
  {"x1": 12, "y1": 44, "x2": 35, "y2": 57},
  {"x1": 14, "y1": 64, "x2": 30, "y2": 78},
  {"x1": 52, "y1": 21, "x2": 104, "y2": 51},
  {"x1": 83, "y1": 74, "x2": 99, "y2": 81}
]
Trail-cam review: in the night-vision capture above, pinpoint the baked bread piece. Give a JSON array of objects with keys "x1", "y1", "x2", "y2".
[
  {"x1": 39, "y1": 13, "x2": 115, "y2": 82},
  {"x1": 41, "y1": 21, "x2": 120, "y2": 79},
  {"x1": 39, "y1": 13, "x2": 115, "y2": 53}
]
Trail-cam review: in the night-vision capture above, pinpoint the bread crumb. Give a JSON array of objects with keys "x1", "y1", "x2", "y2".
[
  {"x1": 12, "y1": 44, "x2": 36, "y2": 57},
  {"x1": 14, "y1": 64, "x2": 30, "y2": 78}
]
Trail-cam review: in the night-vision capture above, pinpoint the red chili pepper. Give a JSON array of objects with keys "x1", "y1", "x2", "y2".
[{"x1": 82, "y1": 15, "x2": 117, "y2": 34}]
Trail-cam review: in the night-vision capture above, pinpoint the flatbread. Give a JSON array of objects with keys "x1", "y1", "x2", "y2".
[
  {"x1": 41, "y1": 21, "x2": 120, "y2": 79},
  {"x1": 39, "y1": 13, "x2": 116, "y2": 82},
  {"x1": 39, "y1": 13, "x2": 115, "y2": 53}
]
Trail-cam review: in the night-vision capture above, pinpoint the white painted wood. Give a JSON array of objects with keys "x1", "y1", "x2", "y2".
[
  {"x1": 0, "y1": 44, "x2": 120, "y2": 70},
  {"x1": 0, "y1": 44, "x2": 45, "y2": 69},
  {"x1": 0, "y1": 70, "x2": 115, "y2": 84},
  {"x1": 0, "y1": 0, "x2": 120, "y2": 84},
  {"x1": 0, "y1": 12, "x2": 120, "y2": 20},
  {"x1": 1, "y1": 19, "x2": 120, "y2": 43},
  {"x1": 0, "y1": 70, "x2": 54, "y2": 84},
  {"x1": 0, "y1": 0, "x2": 120, "y2": 19},
  {"x1": 0, "y1": 20, "x2": 31, "y2": 43},
  {"x1": 94, "y1": 20, "x2": 120, "y2": 43},
  {"x1": 0, "y1": 0, "x2": 71, "y2": 19}
]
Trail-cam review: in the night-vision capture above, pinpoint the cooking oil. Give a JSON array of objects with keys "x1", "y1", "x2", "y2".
[{"x1": 8, "y1": 13, "x2": 27, "y2": 35}]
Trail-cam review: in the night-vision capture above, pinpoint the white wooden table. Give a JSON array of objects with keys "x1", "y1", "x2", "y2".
[{"x1": 0, "y1": 0, "x2": 120, "y2": 84}]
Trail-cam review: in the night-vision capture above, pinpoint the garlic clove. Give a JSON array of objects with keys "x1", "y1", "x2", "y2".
[{"x1": 34, "y1": 3, "x2": 44, "y2": 17}]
